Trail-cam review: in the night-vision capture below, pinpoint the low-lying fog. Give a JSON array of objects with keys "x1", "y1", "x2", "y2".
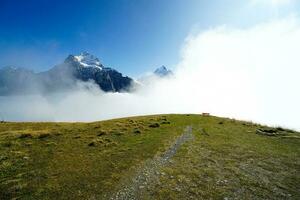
[{"x1": 1, "y1": 17, "x2": 299, "y2": 130}]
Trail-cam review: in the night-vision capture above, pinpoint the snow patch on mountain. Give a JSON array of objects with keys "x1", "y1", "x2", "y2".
[{"x1": 73, "y1": 52, "x2": 103, "y2": 69}]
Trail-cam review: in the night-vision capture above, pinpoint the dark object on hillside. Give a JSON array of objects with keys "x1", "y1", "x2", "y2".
[
  {"x1": 38, "y1": 133, "x2": 50, "y2": 139},
  {"x1": 114, "y1": 132, "x2": 123, "y2": 136},
  {"x1": 0, "y1": 120, "x2": 5, "y2": 123},
  {"x1": 97, "y1": 131, "x2": 106, "y2": 136},
  {"x1": 149, "y1": 123, "x2": 160, "y2": 128},
  {"x1": 242, "y1": 123, "x2": 252, "y2": 126},
  {"x1": 0, "y1": 155, "x2": 8, "y2": 162},
  {"x1": 104, "y1": 138, "x2": 112, "y2": 143},
  {"x1": 218, "y1": 121, "x2": 224, "y2": 125},
  {"x1": 276, "y1": 127, "x2": 295, "y2": 133},
  {"x1": 19, "y1": 133, "x2": 32, "y2": 139},
  {"x1": 134, "y1": 129, "x2": 141, "y2": 134},
  {"x1": 276, "y1": 127, "x2": 285, "y2": 131},
  {"x1": 256, "y1": 128, "x2": 285, "y2": 136},
  {"x1": 202, "y1": 113, "x2": 210, "y2": 116},
  {"x1": 161, "y1": 121, "x2": 171, "y2": 125},
  {"x1": 88, "y1": 142, "x2": 96, "y2": 147}
]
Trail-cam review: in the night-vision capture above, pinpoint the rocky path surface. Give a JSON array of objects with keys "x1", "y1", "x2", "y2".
[{"x1": 110, "y1": 126, "x2": 194, "y2": 200}]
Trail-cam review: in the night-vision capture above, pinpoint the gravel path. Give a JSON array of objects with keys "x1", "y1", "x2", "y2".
[{"x1": 110, "y1": 126, "x2": 194, "y2": 200}]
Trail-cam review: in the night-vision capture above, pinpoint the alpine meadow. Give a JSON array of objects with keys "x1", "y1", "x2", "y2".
[{"x1": 0, "y1": 0, "x2": 299, "y2": 199}]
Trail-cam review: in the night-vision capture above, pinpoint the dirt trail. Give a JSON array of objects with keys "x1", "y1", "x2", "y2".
[{"x1": 110, "y1": 126, "x2": 194, "y2": 200}]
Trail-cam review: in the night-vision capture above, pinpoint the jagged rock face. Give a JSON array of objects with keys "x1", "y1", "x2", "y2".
[
  {"x1": 60, "y1": 53, "x2": 133, "y2": 92},
  {"x1": 94, "y1": 69, "x2": 132, "y2": 92},
  {"x1": 0, "y1": 52, "x2": 134, "y2": 95}
]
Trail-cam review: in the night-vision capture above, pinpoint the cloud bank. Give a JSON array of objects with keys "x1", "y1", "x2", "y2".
[{"x1": 1, "y1": 16, "x2": 300, "y2": 130}]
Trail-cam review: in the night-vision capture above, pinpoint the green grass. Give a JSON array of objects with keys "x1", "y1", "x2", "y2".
[{"x1": 0, "y1": 115, "x2": 299, "y2": 199}]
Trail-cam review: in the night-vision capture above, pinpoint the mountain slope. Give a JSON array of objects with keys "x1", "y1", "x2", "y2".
[
  {"x1": 0, "y1": 114, "x2": 299, "y2": 199},
  {"x1": 0, "y1": 67, "x2": 40, "y2": 95},
  {"x1": 43, "y1": 52, "x2": 133, "y2": 92},
  {"x1": 0, "y1": 52, "x2": 133, "y2": 95}
]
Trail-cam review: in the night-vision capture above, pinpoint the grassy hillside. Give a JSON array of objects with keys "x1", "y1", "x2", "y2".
[{"x1": 0, "y1": 114, "x2": 299, "y2": 199}]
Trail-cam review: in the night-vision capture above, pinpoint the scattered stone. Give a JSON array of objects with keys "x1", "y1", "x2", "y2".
[
  {"x1": 276, "y1": 127, "x2": 295, "y2": 133},
  {"x1": 104, "y1": 138, "x2": 112, "y2": 142},
  {"x1": 149, "y1": 123, "x2": 160, "y2": 128},
  {"x1": 0, "y1": 155, "x2": 8, "y2": 162},
  {"x1": 256, "y1": 128, "x2": 283, "y2": 136},
  {"x1": 88, "y1": 141, "x2": 96, "y2": 147},
  {"x1": 260, "y1": 128, "x2": 276, "y2": 133},
  {"x1": 276, "y1": 127, "x2": 285, "y2": 131},
  {"x1": 97, "y1": 131, "x2": 106, "y2": 136},
  {"x1": 18, "y1": 133, "x2": 32, "y2": 139},
  {"x1": 134, "y1": 129, "x2": 141, "y2": 134},
  {"x1": 38, "y1": 133, "x2": 50, "y2": 139},
  {"x1": 93, "y1": 125, "x2": 101, "y2": 129}
]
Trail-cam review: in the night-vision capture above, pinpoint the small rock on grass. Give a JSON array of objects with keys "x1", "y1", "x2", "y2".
[
  {"x1": 149, "y1": 123, "x2": 160, "y2": 128},
  {"x1": 97, "y1": 131, "x2": 106, "y2": 136},
  {"x1": 134, "y1": 129, "x2": 141, "y2": 134},
  {"x1": 19, "y1": 133, "x2": 32, "y2": 139},
  {"x1": 88, "y1": 141, "x2": 96, "y2": 147}
]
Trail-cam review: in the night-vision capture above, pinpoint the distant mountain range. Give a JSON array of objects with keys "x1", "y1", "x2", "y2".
[{"x1": 0, "y1": 52, "x2": 173, "y2": 95}]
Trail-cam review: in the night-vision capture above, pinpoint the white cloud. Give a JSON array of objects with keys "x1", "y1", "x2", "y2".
[
  {"x1": 1, "y1": 16, "x2": 300, "y2": 130},
  {"x1": 176, "y1": 16, "x2": 300, "y2": 129}
]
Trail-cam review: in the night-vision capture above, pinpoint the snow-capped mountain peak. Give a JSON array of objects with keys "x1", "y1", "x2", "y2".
[
  {"x1": 73, "y1": 52, "x2": 102, "y2": 69},
  {"x1": 154, "y1": 65, "x2": 173, "y2": 77}
]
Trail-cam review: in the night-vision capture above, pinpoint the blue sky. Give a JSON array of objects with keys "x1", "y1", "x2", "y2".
[{"x1": 0, "y1": 0, "x2": 298, "y2": 76}]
